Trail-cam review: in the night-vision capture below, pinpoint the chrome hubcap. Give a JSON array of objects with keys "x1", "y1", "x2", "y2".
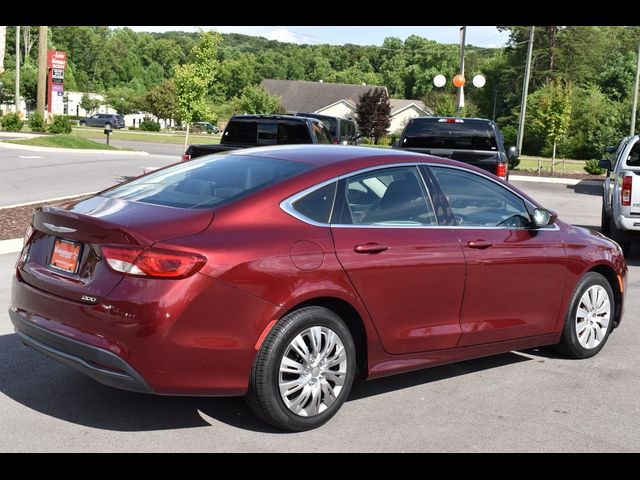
[
  {"x1": 279, "y1": 326, "x2": 348, "y2": 417},
  {"x1": 576, "y1": 285, "x2": 610, "y2": 350}
]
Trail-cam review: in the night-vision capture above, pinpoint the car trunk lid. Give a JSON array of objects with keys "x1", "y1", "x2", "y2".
[{"x1": 19, "y1": 195, "x2": 214, "y2": 304}]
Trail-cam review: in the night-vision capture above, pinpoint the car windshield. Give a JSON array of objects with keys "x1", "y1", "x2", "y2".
[
  {"x1": 102, "y1": 154, "x2": 311, "y2": 209},
  {"x1": 402, "y1": 120, "x2": 498, "y2": 151}
]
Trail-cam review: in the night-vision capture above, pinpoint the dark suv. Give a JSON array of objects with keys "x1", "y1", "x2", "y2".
[
  {"x1": 394, "y1": 117, "x2": 518, "y2": 181},
  {"x1": 295, "y1": 112, "x2": 359, "y2": 144},
  {"x1": 80, "y1": 114, "x2": 125, "y2": 129}
]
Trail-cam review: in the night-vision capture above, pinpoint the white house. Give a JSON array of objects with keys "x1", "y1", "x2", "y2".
[{"x1": 260, "y1": 79, "x2": 431, "y2": 134}]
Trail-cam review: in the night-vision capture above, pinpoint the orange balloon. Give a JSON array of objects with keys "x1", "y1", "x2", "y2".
[{"x1": 453, "y1": 74, "x2": 466, "y2": 88}]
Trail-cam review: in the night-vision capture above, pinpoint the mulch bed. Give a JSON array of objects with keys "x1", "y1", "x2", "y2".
[
  {"x1": 513, "y1": 170, "x2": 605, "y2": 181},
  {"x1": 0, "y1": 196, "x2": 91, "y2": 241}
]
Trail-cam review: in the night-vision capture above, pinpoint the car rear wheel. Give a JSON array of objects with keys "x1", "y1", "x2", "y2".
[
  {"x1": 79, "y1": 120, "x2": 87, "y2": 126},
  {"x1": 556, "y1": 272, "x2": 614, "y2": 359},
  {"x1": 104, "y1": 122, "x2": 112, "y2": 129},
  {"x1": 246, "y1": 306, "x2": 356, "y2": 432}
]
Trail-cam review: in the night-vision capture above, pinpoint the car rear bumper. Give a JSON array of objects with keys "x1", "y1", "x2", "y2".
[
  {"x1": 616, "y1": 214, "x2": 640, "y2": 233},
  {"x1": 10, "y1": 307, "x2": 152, "y2": 393}
]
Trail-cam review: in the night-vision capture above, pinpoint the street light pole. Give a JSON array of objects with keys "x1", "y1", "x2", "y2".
[
  {"x1": 15, "y1": 26, "x2": 20, "y2": 115},
  {"x1": 630, "y1": 38, "x2": 640, "y2": 136},
  {"x1": 455, "y1": 26, "x2": 467, "y2": 116},
  {"x1": 516, "y1": 26, "x2": 535, "y2": 153}
]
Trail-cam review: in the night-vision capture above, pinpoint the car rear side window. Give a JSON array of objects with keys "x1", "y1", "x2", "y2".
[
  {"x1": 338, "y1": 167, "x2": 436, "y2": 226},
  {"x1": 430, "y1": 166, "x2": 531, "y2": 228},
  {"x1": 291, "y1": 182, "x2": 337, "y2": 224},
  {"x1": 103, "y1": 155, "x2": 311, "y2": 209}
]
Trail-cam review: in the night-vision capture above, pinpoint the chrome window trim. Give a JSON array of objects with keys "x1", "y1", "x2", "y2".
[{"x1": 279, "y1": 162, "x2": 555, "y2": 231}]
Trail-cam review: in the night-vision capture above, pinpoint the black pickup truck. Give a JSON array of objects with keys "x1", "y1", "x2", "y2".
[
  {"x1": 182, "y1": 114, "x2": 334, "y2": 161},
  {"x1": 393, "y1": 117, "x2": 519, "y2": 180}
]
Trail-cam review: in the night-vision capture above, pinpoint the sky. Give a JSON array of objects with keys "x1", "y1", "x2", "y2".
[{"x1": 110, "y1": 26, "x2": 509, "y2": 48}]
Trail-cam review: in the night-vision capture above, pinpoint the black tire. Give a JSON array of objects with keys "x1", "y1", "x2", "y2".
[
  {"x1": 79, "y1": 121, "x2": 87, "y2": 126},
  {"x1": 246, "y1": 306, "x2": 356, "y2": 432},
  {"x1": 104, "y1": 122, "x2": 112, "y2": 129},
  {"x1": 556, "y1": 272, "x2": 615, "y2": 359},
  {"x1": 608, "y1": 216, "x2": 631, "y2": 256},
  {"x1": 600, "y1": 199, "x2": 610, "y2": 236}
]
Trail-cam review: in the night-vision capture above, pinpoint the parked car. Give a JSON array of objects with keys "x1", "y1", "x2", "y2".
[
  {"x1": 600, "y1": 135, "x2": 640, "y2": 255},
  {"x1": 79, "y1": 113, "x2": 125, "y2": 129},
  {"x1": 182, "y1": 114, "x2": 334, "y2": 161},
  {"x1": 295, "y1": 112, "x2": 360, "y2": 144},
  {"x1": 10, "y1": 145, "x2": 626, "y2": 432},
  {"x1": 195, "y1": 121, "x2": 219, "y2": 134},
  {"x1": 393, "y1": 117, "x2": 519, "y2": 181}
]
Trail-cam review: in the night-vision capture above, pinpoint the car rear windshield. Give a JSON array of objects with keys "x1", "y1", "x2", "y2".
[
  {"x1": 102, "y1": 154, "x2": 311, "y2": 209},
  {"x1": 402, "y1": 120, "x2": 498, "y2": 151},
  {"x1": 223, "y1": 121, "x2": 311, "y2": 145}
]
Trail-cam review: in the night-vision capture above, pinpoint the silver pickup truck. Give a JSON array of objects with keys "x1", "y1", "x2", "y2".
[{"x1": 600, "y1": 135, "x2": 640, "y2": 255}]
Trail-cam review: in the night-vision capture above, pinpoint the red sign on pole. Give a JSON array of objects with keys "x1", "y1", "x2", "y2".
[{"x1": 47, "y1": 51, "x2": 67, "y2": 114}]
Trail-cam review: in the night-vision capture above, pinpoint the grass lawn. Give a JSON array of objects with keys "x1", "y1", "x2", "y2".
[
  {"x1": 515, "y1": 156, "x2": 587, "y2": 175},
  {"x1": 6, "y1": 134, "x2": 128, "y2": 150},
  {"x1": 72, "y1": 127, "x2": 221, "y2": 145}
]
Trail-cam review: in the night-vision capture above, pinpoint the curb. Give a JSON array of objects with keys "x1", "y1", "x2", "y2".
[
  {"x1": 0, "y1": 141, "x2": 149, "y2": 156},
  {"x1": 510, "y1": 174, "x2": 603, "y2": 186},
  {"x1": 0, "y1": 191, "x2": 97, "y2": 210},
  {"x1": 0, "y1": 238, "x2": 22, "y2": 255}
]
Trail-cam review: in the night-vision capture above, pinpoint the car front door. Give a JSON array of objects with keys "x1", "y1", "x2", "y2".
[
  {"x1": 330, "y1": 165, "x2": 466, "y2": 354},
  {"x1": 427, "y1": 166, "x2": 567, "y2": 347},
  {"x1": 88, "y1": 114, "x2": 101, "y2": 127}
]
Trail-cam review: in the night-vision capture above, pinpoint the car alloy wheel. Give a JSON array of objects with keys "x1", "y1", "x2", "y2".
[{"x1": 575, "y1": 285, "x2": 610, "y2": 350}]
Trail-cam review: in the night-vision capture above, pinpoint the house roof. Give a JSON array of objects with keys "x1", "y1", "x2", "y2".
[
  {"x1": 261, "y1": 79, "x2": 387, "y2": 114},
  {"x1": 389, "y1": 99, "x2": 431, "y2": 116}
]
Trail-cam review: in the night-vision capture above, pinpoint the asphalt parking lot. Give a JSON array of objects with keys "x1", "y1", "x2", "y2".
[{"x1": 0, "y1": 180, "x2": 638, "y2": 452}]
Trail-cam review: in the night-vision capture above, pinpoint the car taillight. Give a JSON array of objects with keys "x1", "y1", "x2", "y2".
[
  {"x1": 23, "y1": 224, "x2": 34, "y2": 247},
  {"x1": 622, "y1": 176, "x2": 633, "y2": 206},
  {"x1": 181, "y1": 154, "x2": 191, "y2": 162},
  {"x1": 100, "y1": 245, "x2": 206, "y2": 279},
  {"x1": 496, "y1": 162, "x2": 507, "y2": 179}
]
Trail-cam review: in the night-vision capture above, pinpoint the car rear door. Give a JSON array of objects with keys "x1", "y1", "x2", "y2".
[
  {"x1": 426, "y1": 165, "x2": 567, "y2": 346},
  {"x1": 330, "y1": 165, "x2": 466, "y2": 354}
]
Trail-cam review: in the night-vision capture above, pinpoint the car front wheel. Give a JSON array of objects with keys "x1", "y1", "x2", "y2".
[
  {"x1": 556, "y1": 272, "x2": 615, "y2": 359},
  {"x1": 246, "y1": 306, "x2": 356, "y2": 432}
]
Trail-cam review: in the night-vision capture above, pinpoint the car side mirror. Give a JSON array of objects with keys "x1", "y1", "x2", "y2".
[
  {"x1": 531, "y1": 208, "x2": 557, "y2": 229},
  {"x1": 507, "y1": 146, "x2": 519, "y2": 161},
  {"x1": 598, "y1": 158, "x2": 613, "y2": 171}
]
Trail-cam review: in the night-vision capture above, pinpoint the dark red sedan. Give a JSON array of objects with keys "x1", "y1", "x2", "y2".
[{"x1": 10, "y1": 145, "x2": 627, "y2": 431}]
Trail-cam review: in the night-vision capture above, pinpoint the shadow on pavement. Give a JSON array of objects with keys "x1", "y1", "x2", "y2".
[
  {"x1": 566, "y1": 180, "x2": 602, "y2": 197},
  {"x1": 0, "y1": 332, "x2": 531, "y2": 433}
]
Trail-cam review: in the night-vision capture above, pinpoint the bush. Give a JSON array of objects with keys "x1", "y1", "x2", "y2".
[
  {"x1": 139, "y1": 117, "x2": 160, "y2": 132},
  {"x1": 377, "y1": 135, "x2": 392, "y2": 146},
  {"x1": 584, "y1": 159, "x2": 606, "y2": 175},
  {"x1": 47, "y1": 115, "x2": 72, "y2": 134},
  {"x1": 28, "y1": 112, "x2": 46, "y2": 132},
  {"x1": 360, "y1": 136, "x2": 375, "y2": 145},
  {"x1": 1, "y1": 113, "x2": 24, "y2": 132},
  {"x1": 128, "y1": 126, "x2": 138, "y2": 131}
]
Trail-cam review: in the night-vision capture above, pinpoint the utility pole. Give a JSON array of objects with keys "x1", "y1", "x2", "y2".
[
  {"x1": 15, "y1": 26, "x2": 20, "y2": 115},
  {"x1": 455, "y1": 26, "x2": 467, "y2": 116},
  {"x1": 516, "y1": 26, "x2": 535, "y2": 153},
  {"x1": 630, "y1": 38, "x2": 640, "y2": 136},
  {"x1": 36, "y1": 26, "x2": 48, "y2": 118}
]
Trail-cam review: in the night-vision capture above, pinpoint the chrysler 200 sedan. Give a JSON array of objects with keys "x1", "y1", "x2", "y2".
[{"x1": 10, "y1": 145, "x2": 627, "y2": 431}]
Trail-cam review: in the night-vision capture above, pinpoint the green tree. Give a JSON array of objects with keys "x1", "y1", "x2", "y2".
[
  {"x1": 234, "y1": 85, "x2": 284, "y2": 114},
  {"x1": 356, "y1": 87, "x2": 391, "y2": 144},
  {"x1": 106, "y1": 86, "x2": 139, "y2": 116},
  {"x1": 80, "y1": 93, "x2": 101, "y2": 116},
  {"x1": 140, "y1": 79, "x2": 179, "y2": 126},
  {"x1": 529, "y1": 79, "x2": 573, "y2": 171},
  {"x1": 173, "y1": 31, "x2": 221, "y2": 151}
]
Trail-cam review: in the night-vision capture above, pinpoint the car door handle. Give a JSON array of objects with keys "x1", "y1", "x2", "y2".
[
  {"x1": 354, "y1": 243, "x2": 389, "y2": 254},
  {"x1": 467, "y1": 240, "x2": 494, "y2": 249}
]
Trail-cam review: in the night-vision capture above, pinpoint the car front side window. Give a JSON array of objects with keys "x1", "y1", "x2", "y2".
[{"x1": 430, "y1": 166, "x2": 531, "y2": 228}]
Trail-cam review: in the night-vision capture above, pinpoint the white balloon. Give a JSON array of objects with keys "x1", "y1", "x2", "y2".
[
  {"x1": 433, "y1": 74, "x2": 446, "y2": 88},
  {"x1": 472, "y1": 74, "x2": 486, "y2": 88}
]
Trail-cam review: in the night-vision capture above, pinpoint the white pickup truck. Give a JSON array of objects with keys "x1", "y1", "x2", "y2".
[{"x1": 600, "y1": 135, "x2": 640, "y2": 256}]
